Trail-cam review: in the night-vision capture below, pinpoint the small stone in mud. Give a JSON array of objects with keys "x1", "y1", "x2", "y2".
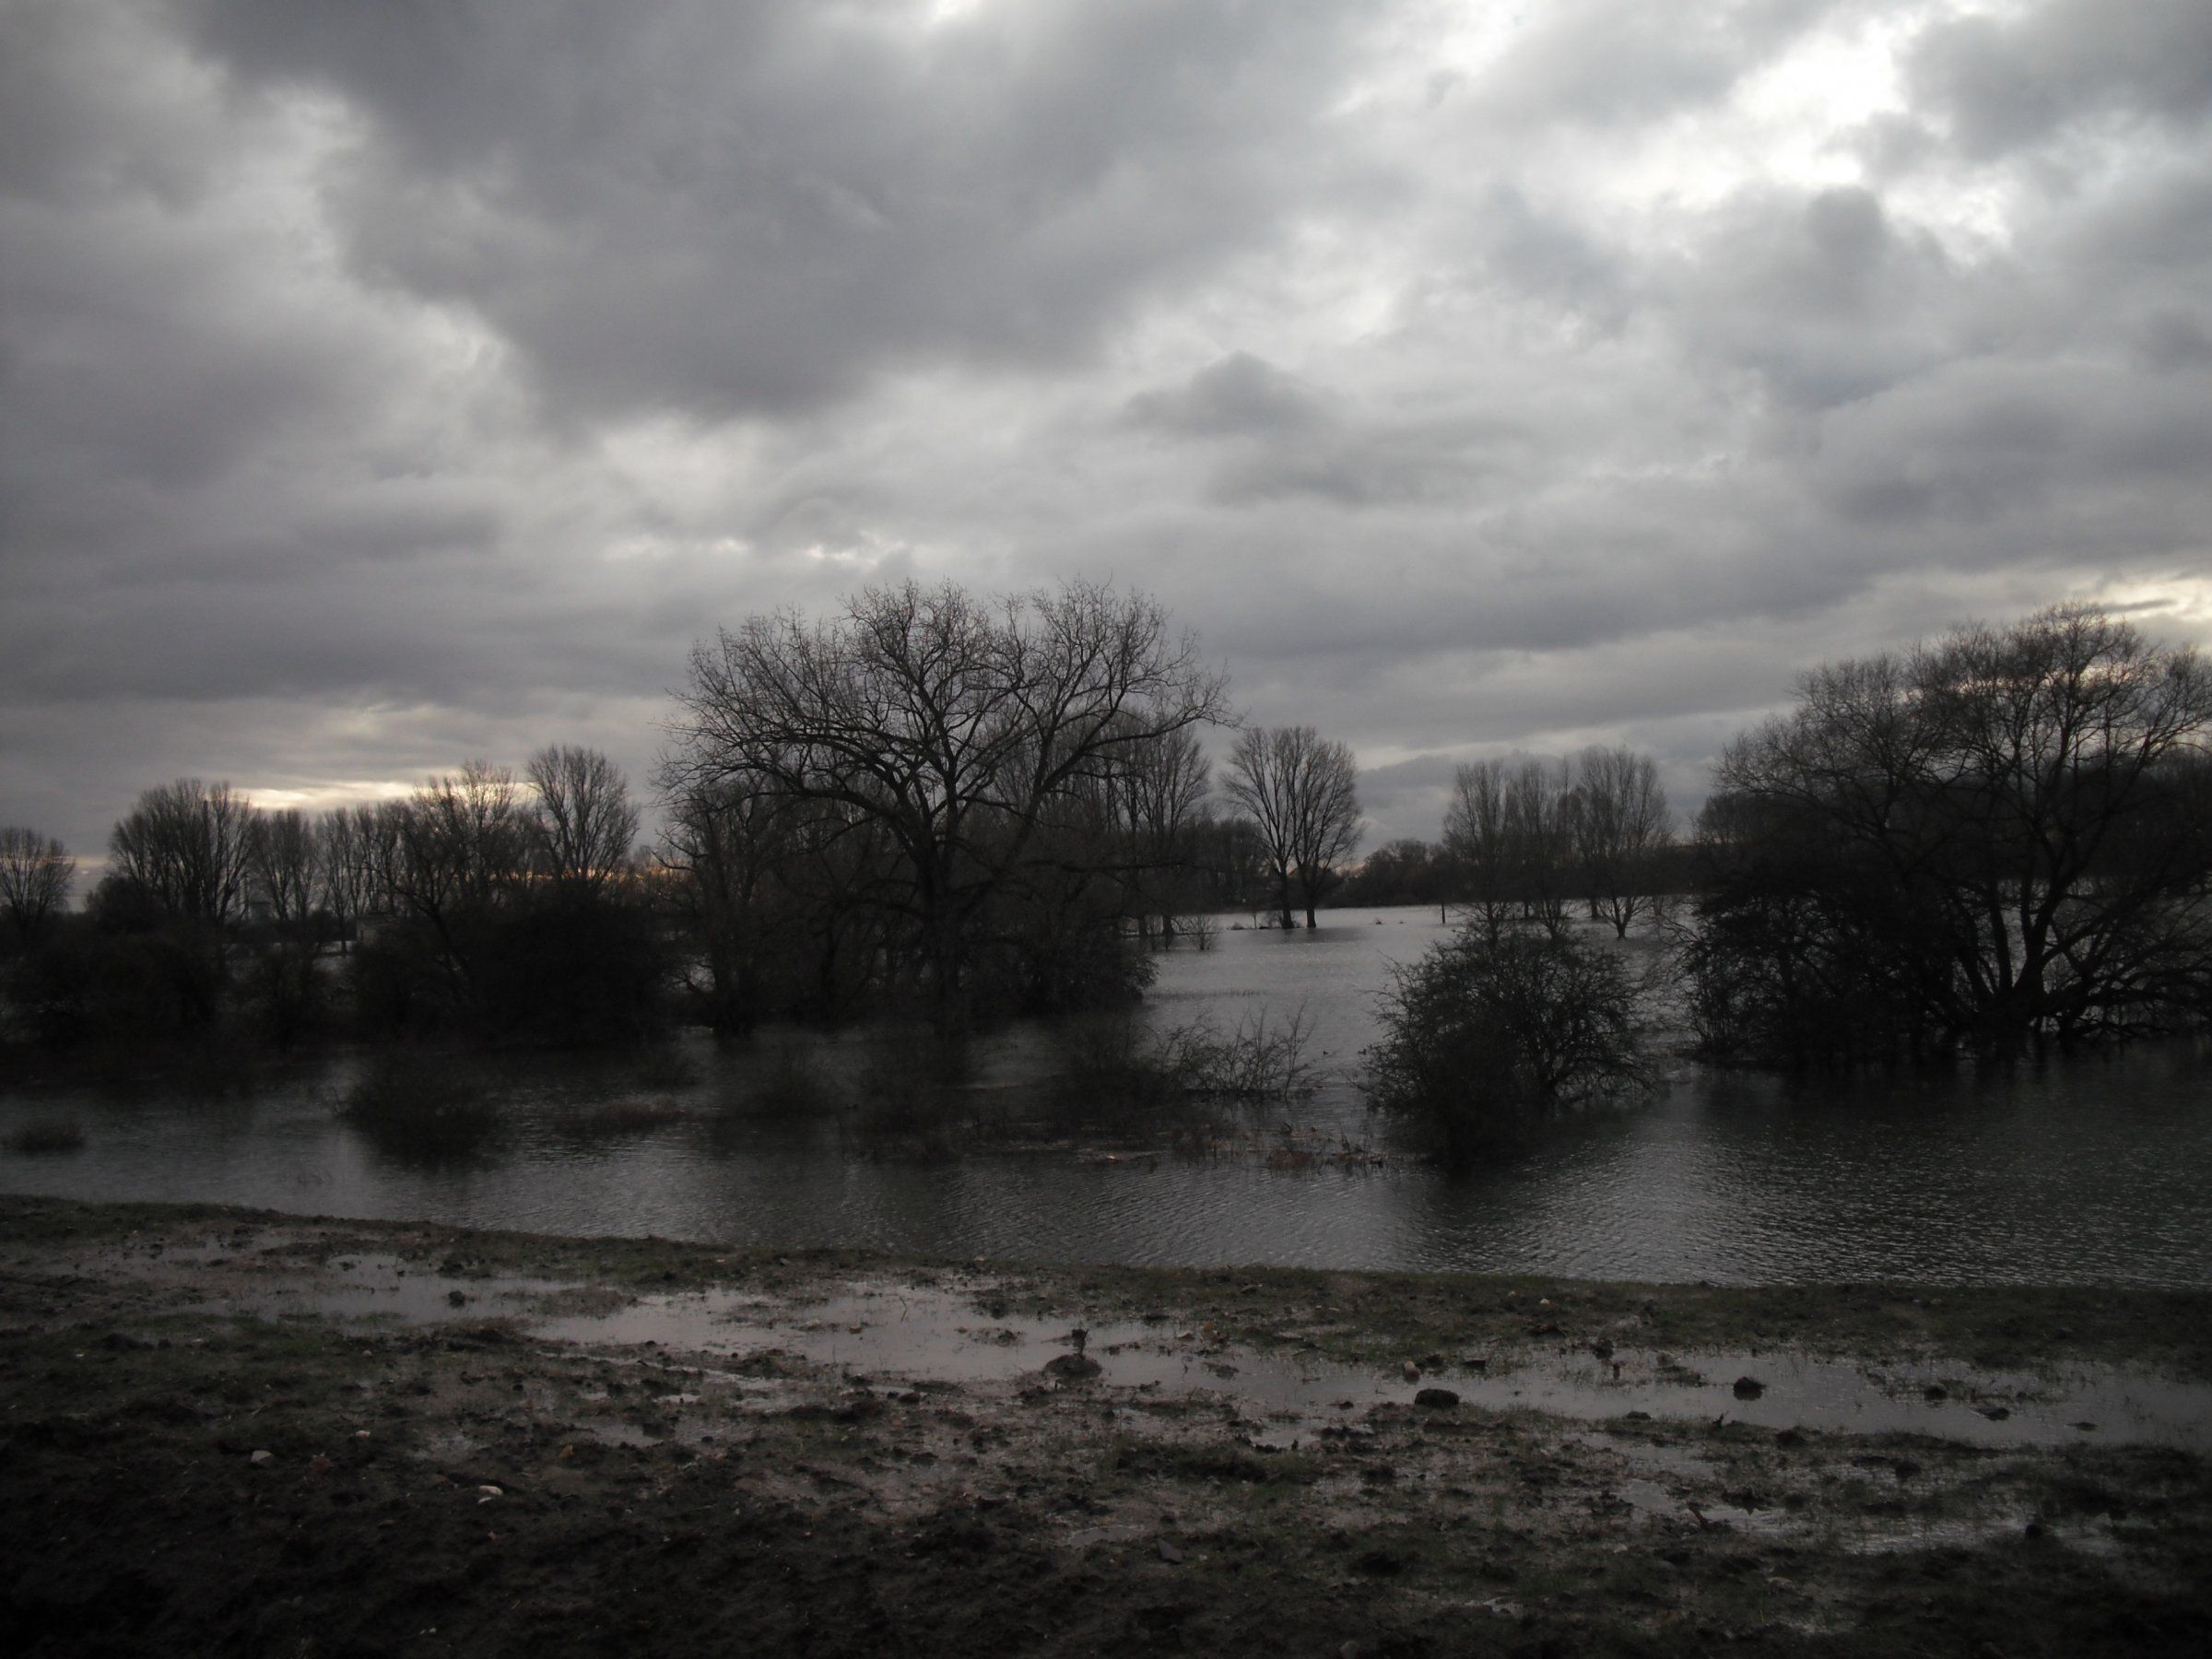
[
  {"x1": 1775, "y1": 1428, "x2": 1808, "y2": 1448},
  {"x1": 248, "y1": 1449, "x2": 273, "y2": 1465},
  {"x1": 1157, "y1": 1540, "x2": 1183, "y2": 1564},
  {"x1": 1976, "y1": 1404, "x2": 2011, "y2": 1421},
  {"x1": 1402, "y1": 1360, "x2": 1421, "y2": 1382},
  {"x1": 1415, "y1": 1388, "x2": 1460, "y2": 1409},
  {"x1": 1924, "y1": 1383, "x2": 1948, "y2": 1402},
  {"x1": 447, "y1": 1290, "x2": 468, "y2": 1308},
  {"x1": 1733, "y1": 1376, "x2": 1765, "y2": 1400},
  {"x1": 1044, "y1": 1353, "x2": 1100, "y2": 1381},
  {"x1": 1461, "y1": 1355, "x2": 1488, "y2": 1371}
]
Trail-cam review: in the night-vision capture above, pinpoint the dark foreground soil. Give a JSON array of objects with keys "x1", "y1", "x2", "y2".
[{"x1": 2, "y1": 1196, "x2": 2208, "y2": 1658}]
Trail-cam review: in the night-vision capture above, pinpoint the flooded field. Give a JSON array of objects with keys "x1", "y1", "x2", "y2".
[{"x1": 5, "y1": 908, "x2": 2210, "y2": 1286}]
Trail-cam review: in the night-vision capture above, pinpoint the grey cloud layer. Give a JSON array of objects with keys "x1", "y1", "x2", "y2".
[
  {"x1": 4, "y1": 0, "x2": 2209, "y2": 859},
  {"x1": 182, "y1": 0, "x2": 1376, "y2": 417}
]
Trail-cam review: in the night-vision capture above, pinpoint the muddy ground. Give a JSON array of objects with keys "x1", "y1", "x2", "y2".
[{"x1": 2, "y1": 1196, "x2": 2207, "y2": 1657}]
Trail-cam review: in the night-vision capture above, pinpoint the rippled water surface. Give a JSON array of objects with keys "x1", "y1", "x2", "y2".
[{"x1": 5, "y1": 908, "x2": 2208, "y2": 1286}]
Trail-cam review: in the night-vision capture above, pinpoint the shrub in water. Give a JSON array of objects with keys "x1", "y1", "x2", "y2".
[
  {"x1": 1367, "y1": 922, "x2": 1650, "y2": 1166},
  {"x1": 1051, "y1": 1005, "x2": 1316, "y2": 1127},
  {"x1": 339, "y1": 1050, "x2": 501, "y2": 1166},
  {"x1": 5, "y1": 1120, "x2": 87, "y2": 1155}
]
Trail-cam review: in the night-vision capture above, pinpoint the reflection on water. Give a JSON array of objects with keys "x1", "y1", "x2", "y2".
[{"x1": 3, "y1": 907, "x2": 2208, "y2": 1286}]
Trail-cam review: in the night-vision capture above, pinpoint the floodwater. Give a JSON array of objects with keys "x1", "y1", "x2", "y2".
[{"x1": 4, "y1": 907, "x2": 2210, "y2": 1287}]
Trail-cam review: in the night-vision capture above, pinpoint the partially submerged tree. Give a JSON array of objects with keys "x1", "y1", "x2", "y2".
[
  {"x1": 668, "y1": 578, "x2": 1228, "y2": 1028},
  {"x1": 1221, "y1": 725, "x2": 1361, "y2": 929},
  {"x1": 1443, "y1": 757, "x2": 1575, "y2": 930},
  {"x1": 1690, "y1": 604, "x2": 2212, "y2": 1059},
  {"x1": 657, "y1": 772, "x2": 900, "y2": 1028},
  {"x1": 1570, "y1": 746, "x2": 1671, "y2": 936},
  {"x1": 1104, "y1": 724, "x2": 1213, "y2": 945}
]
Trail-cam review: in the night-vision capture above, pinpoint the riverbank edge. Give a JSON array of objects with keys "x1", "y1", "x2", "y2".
[{"x1": 7, "y1": 1193, "x2": 2210, "y2": 1381}]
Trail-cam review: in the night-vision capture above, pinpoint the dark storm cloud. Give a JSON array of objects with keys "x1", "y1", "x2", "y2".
[{"x1": 3, "y1": 0, "x2": 2209, "y2": 859}]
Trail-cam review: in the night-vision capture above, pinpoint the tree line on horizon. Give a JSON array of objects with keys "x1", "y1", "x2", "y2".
[{"x1": 2, "y1": 589, "x2": 2206, "y2": 1068}]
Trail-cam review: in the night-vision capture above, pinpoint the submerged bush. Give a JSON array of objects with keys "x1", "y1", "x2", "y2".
[
  {"x1": 1160, "y1": 1006, "x2": 1316, "y2": 1100},
  {"x1": 338, "y1": 1049, "x2": 502, "y2": 1166},
  {"x1": 1367, "y1": 923, "x2": 1651, "y2": 1166},
  {"x1": 5, "y1": 1120, "x2": 87, "y2": 1155},
  {"x1": 1053, "y1": 1005, "x2": 1316, "y2": 1116}
]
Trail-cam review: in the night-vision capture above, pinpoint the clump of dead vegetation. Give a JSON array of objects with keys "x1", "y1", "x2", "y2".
[{"x1": 1054, "y1": 1005, "x2": 1318, "y2": 1111}]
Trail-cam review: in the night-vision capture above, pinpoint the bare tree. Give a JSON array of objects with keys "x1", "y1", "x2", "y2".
[
  {"x1": 526, "y1": 745, "x2": 641, "y2": 888},
  {"x1": 660, "y1": 768, "x2": 909, "y2": 1027},
  {"x1": 1101, "y1": 723, "x2": 1212, "y2": 944},
  {"x1": 1444, "y1": 757, "x2": 1574, "y2": 931},
  {"x1": 313, "y1": 806, "x2": 381, "y2": 952},
  {"x1": 1701, "y1": 603, "x2": 2212, "y2": 1051},
  {"x1": 1222, "y1": 726, "x2": 1362, "y2": 929},
  {"x1": 388, "y1": 761, "x2": 527, "y2": 923},
  {"x1": 0, "y1": 827, "x2": 74, "y2": 944},
  {"x1": 107, "y1": 779, "x2": 259, "y2": 925},
  {"x1": 358, "y1": 763, "x2": 529, "y2": 1014},
  {"x1": 1442, "y1": 759, "x2": 1512, "y2": 930},
  {"x1": 668, "y1": 578, "x2": 1228, "y2": 1027},
  {"x1": 249, "y1": 809, "x2": 321, "y2": 931},
  {"x1": 1570, "y1": 746, "x2": 1671, "y2": 937}
]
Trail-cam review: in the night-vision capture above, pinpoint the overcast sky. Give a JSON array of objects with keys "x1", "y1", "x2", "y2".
[{"x1": 6, "y1": 0, "x2": 2210, "y2": 863}]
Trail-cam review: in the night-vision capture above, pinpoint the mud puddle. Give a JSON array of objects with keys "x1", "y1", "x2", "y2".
[{"x1": 529, "y1": 1277, "x2": 2212, "y2": 1452}]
